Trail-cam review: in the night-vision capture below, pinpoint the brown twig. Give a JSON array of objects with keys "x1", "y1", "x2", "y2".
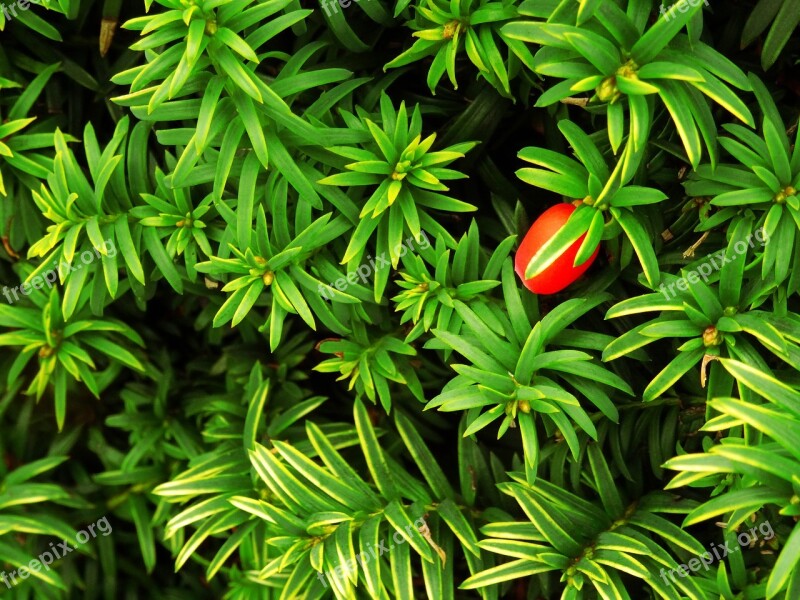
[
  {"x1": 560, "y1": 97, "x2": 589, "y2": 107},
  {"x1": 683, "y1": 230, "x2": 710, "y2": 259}
]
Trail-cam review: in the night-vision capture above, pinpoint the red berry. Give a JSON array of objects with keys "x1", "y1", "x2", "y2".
[{"x1": 514, "y1": 203, "x2": 599, "y2": 295}]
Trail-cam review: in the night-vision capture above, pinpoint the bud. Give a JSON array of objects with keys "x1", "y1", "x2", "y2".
[
  {"x1": 596, "y1": 76, "x2": 619, "y2": 103},
  {"x1": 702, "y1": 326, "x2": 723, "y2": 347},
  {"x1": 443, "y1": 20, "x2": 462, "y2": 39}
]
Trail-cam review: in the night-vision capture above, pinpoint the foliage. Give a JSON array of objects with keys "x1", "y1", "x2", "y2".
[{"x1": 0, "y1": 0, "x2": 799, "y2": 599}]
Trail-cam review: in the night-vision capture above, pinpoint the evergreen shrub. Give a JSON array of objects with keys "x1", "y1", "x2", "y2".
[{"x1": 1, "y1": 0, "x2": 800, "y2": 598}]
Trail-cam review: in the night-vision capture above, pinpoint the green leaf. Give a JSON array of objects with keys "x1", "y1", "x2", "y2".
[
  {"x1": 14, "y1": 6, "x2": 63, "y2": 41},
  {"x1": 637, "y1": 61, "x2": 704, "y2": 81},
  {"x1": 4, "y1": 456, "x2": 69, "y2": 486},
  {"x1": 587, "y1": 444, "x2": 624, "y2": 517},
  {"x1": 767, "y1": 522, "x2": 800, "y2": 597},
  {"x1": 616, "y1": 75, "x2": 660, "y2": 95},
  {"x1": 114, "y1": 217, "x2": 145, "y2": 285},
  {"x1": 563, "y1": 31, "x2": 620, "y2": 74},
  {"x1": 354, "y1": 399, "x2": 397, "y2": 500},
  {"x1": 244, "y1": 380, "x2": 269, "y2": 452},
  {"x1": 384, "y1": 500, "x2": 434, "y2": 562},
  {"x1": 681, "y1": 487, "x2": 789, "y2": 526},
  {"x1": 691, "y1": 73, "x2": 755, "y2": 126},
  {"x1": 211, "y1": 44, "x2": 262, "y2": 103},
  {"x1": 611, "y1": 186, "x2": 667, "y2": 208},
  {"x1": 627, "y1": 511, "x2": 705, "y2": 555},
  {"x1": 741, "y1": 0, "x2": 784, "y2": 47},
  {"x1": 573, "y1": 209, "x2": 603, "y2": 266},
  {"x1": 709, "y1": 397, "x2": 800, "y2": 461},
  {"x1": 516, "y1": 168, "x2": 587, "y2": 197},
  {"x1": 143, "y1": 227, "x2": 184, "y2": 293},
  {"x1": 460, "y1": 558, "x2": 554, "y2": 589},
  {"x1": 656, "y1": 79, "x2": 702, "y2": 167},
  {"x1": 631, "y1": 0, "x2": 705, "y2": 64},
  {"x1": 395, "y1": 412, "x2": 454, "y2": 500},
  {"x1": 607, "y1": 100, "x2": 624, "y2": 153},
  {"x1": 231, "y1": 90, "x2": 269, "y2": 168},
  {"x1": 433, "y1": 328, "x2": 506, "y2": 373},
  {"x1": 272, "y1": 440, "x2": 374, "y2": 512},
  {"x1": 719, "y1": 359, "x2": 800, "y2": 416},
  {"x1": 711, "y1": 188, "x2": 774, "y2": 206},
  {"x1": 760, "y1": 0, "x2": 800, "y2": 69},
  {"x1": 129, "y1": 494, "x2": 157, "y2": 573},
  {"x1": 524, "y1": 205, "x2": 594, "y2": 278},
  {"x1": 558, "y1": 120, "x2": 609, "y2": 180},
  {"x1": 764, "y1": 117, "x2": 792, "y2": 185},
  {"x1": 0, "y1": 540, "x2": 66, "y2": 589},
  {"x1": 611, "y1": 207, "x2": 660, "y2": 287},
  {"x1": 215, "y1": 27, "x2": 260, "y2": 63},
  {"x1": 643, "y1": 347, "x2": 704, "y2": 401}
]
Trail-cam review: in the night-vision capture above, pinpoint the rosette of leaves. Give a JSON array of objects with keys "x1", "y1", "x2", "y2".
[
  {"x1": 152, "y1": 397, "x2": 498, "y2": 599},
  {"x1": 194, "y1": 196, "x2": 353, "y2": 348},
  {"x1": 24, "y1": 117, "x2": 156, "y2": 318},
  {"x1": 0, "y1": 282, "x2": 145, "y2": 430},
  {"x1": 427, "y1": 281, "x2": 632, "y2": 482},
  {"x1": 0, "y1": 63, "x2": 61, "y2": 249},
  {"x1": 130, "y1": 166, "x2": 222, "y2": 288},
  {"x1": 663, "y1": 359, "x2": 800, "y2": 598},
  {"x1": 116, "y1": 0, "x2": 296, "y2": 108},
  {"x1": 384, "y1": 0, "x2": 535, "y2": 96},
  {"x1": 319, "y1": 94, "x2": 477, "y2": 298},
  {"x1": 534, "y1": 398, "x2": 688, "y2": 491},
  {"x1": 314, "y1": 319, "x2": 424, "y2": 412},
  {"x1": 603, "y1": 253, "x2": 800, "y2": 402},
  {"x1": 199, "y1": 344, "x2": 321, "y2": 446},
  {"x1": 114, "y1": 0, "x2": 348, "y2": 195},
  {"x1": 392, "y1": 221, "x2": 512, "y2": 344},
  {"x1": 114, "y1": 35, "x2": 364, "y2": 202},
  {"x1": 105, "y1": 359, "x2": 314, "y2": 578},
  {"x1": 684, "y1": 74, "x2": 800, "y2": 290},
  {"x1": 516, "y1": 120, "x2": 665, "y2": 288},
  {"x1": 503, "y1": 0, "x2": 754, "y2": 167},
  {"x1": 126, "y1": 342, "x2": 329, "y2": 589},
  {"x1": 0, "y1": 64, "x2": 60, "y2": 199},
  {"x1": 462, "y1": 472, "x2": 710, "y2": 600},
  {"x1": 223, "y1": 400, "x2": 496, "y2": 600}
]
